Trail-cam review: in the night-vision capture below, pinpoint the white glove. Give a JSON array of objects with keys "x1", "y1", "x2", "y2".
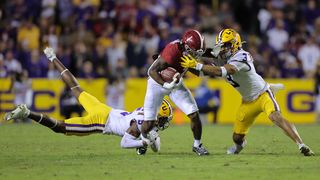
[
  {"x1": 140, "y1": 134, "x2": 151, "y2": 146},
  {"x1": 175, "y1": 77, "x2": 183, "y2": 87},
  {"x1": 43, "y1": 47, "x2": 57, "y2": 62},
  {"x1": 211, "y1": 43, "x2": 223, "y2": 58},
  {"x1": 162, "y1": 73, "x2": 179, "y2": 90}
]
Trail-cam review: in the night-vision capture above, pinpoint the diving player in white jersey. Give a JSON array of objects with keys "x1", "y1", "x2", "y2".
[
  {"x1": 180, "y1": 28, "x2": 314, "y2": 156},
  {"x1": 4, "y1": 47, "x2": 173, "y2": 154}
]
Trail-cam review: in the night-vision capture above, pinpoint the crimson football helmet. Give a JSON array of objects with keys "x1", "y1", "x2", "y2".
[{"x1": 181, "y1": 29, "x2": 205, "y2": 58}]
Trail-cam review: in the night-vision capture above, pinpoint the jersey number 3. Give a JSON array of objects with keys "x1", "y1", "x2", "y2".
[{"x1": 226, "y1": 75, "x2": 240, "y2": 87}]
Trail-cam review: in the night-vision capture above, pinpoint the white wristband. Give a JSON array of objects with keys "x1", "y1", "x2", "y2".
[
  {"x1": 195, "y1": 63, "x2": 203, "y2": 71},
  {"x1": 220, "y1": 66, "x2": 227, "y2": 77}
]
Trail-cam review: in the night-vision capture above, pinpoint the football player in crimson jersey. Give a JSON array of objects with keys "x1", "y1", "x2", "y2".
[
  {"x1": 181, "y1": 28, "x2": 314, "y2": 156},
  {"x1": 5, "y1": 47, "x2": 174, "y2": 155},
  {"x1": 141, "y1": 29, "x2": 235, "y2": 155}
]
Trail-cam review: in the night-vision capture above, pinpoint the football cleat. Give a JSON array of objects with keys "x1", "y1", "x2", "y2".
[
  {"x1": 150, "y1": 137, "x2": 161, "y2": 152},
  {"x1": 136, "y1": 147, "x2": 147, "y2": 155},
  {"x1": 4, "y1": 104, "x2": 30, "y2": 121},
  {"x1": 192, "y1": 143, "x2": 209, "y2": 156},
  {"x1": 299, "y1": 145, "x2": 315, "y2": 156},
  {"x1": 227, "y1": 140, "x2": 247, "y2": 155}
]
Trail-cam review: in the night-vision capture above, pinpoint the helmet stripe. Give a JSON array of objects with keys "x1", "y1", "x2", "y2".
[
  {"x1": 162, "y1": 99, "x2": 172, "y2": 118},
  {"x1": 194, "y1": 30, "x2": 204, "y2": 49},
  {"x1": 218, "y1": 29, "x2": 225, "y2": 43}
]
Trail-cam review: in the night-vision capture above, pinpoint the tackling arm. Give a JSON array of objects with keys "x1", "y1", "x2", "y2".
[
  {"x1": 120, "y1": 133, "x2": 145, "y2": 148},
  {"x1": 201, "y1": 63, "x2": 237, "y2": 77},
  {"x1": 181, "y1": 55, "x2": 237, "y2": 77},
  {"x1": 121, "y1": 121, "x2": 147, "y2": 148}
]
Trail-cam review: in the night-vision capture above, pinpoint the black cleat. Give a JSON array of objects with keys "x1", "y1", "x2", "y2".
[
  {"x1": 136, "y1": 147, "x2": 147, "y2": 155},
  {"x1": 192, "y1": 143, "x2": 209, "y2": 156},
  {"x1": 300, "y1": 145, "x2": 315, "y2": 156}
]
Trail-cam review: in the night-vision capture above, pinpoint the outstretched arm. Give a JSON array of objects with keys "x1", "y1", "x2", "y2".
[
  {"x1": 181, "y1": 55, "x2": 237, "y2": 77},
  {"x1": 120, "y1": 121, "x2": 148, "y2": 148},
  {"x1": 43, "y1": 47, "x2": 83, "y2": 98}
]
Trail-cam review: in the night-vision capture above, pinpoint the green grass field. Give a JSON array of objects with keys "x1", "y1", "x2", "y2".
[{"x1": 0, "y1": 124, "x2": 319, "y2": 180}]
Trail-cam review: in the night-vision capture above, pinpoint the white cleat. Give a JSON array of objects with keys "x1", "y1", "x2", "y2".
[
  {"x1": 4, "y1": 104, "x2": 30, "y2": 121},
  {"x1": 150, "y1": 136, "x2": 161, "y2": 152},
  {"x1": 227, "y1": 140, "x2": 247, "y2": 155},
  {"x1": 269, "y1": 83, "x2": 285, "y2": 94}
]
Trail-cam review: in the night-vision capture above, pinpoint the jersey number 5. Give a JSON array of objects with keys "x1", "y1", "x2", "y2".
[{"x1": 226, "y1": 75, "x2": 240, "y2": 87}]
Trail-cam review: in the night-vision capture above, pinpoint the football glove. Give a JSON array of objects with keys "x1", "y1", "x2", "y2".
[
  {"x1": 163, "y1": 73, "x2": 179, "y2": 90},
  {"x1": 175, "y1": 76, "x2": 183, "y2": 87},
  {"x1": 181, "y1": 55, "x2": 203, "y2": 70},
  {"x1": 140, "y1": 134, "x2": 151, "y2": 146},
  {"x1": 43, "y1": 47, "x2": 57, "y2": 62},
  {"x1": 210, "y1": 42, "x2": 223, "y2": 58}
]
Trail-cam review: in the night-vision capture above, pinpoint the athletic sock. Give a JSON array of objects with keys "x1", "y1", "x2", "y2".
[
  {"x1": 297, "y1": 143, "x2": 306, "y2": 149},
  {"x1": 194, "y1": 140, "x2": 201, "y2": 147}
]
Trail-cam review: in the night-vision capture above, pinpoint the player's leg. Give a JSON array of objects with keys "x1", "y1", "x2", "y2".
[
  {"x1": 141, "y1": 78, "x2": 166, "y2": 141},
  {"x1": 65, "y1": 91, "x2": 112, "y2": 135},
  {"x1": 265, "y1": 90, "x2": 314, "y2": 156},
  {"x1": 227, "y1": 102, "x2": 259, "y2": 154},
  {"x1": 212, "y1": 106, "x2": 219, "y2": 124},
  {"x1": 5, "y1": 104, "x2": 66, "y2": 133},
  {"x1": 44, "y1": 47, "x2": 112, "y2": 114},
  {"x1": 5, "y1": 104, "x2": 106, "y2": 135},
  {"x1": 64, "y1": 115, "x2": 105, "y2": 136},
  {"x1": 43, "y1": 47, "x2": 83, "y2": 98},
  {"x1": 53, "y1": 59, "x2": 82, "y2": 98},
  {"x1": 169, "y1": 84, "x2": 209, "y2": 155},
  {"x1": 269, "y1": 111, "x2": 315, "y2": 156}
]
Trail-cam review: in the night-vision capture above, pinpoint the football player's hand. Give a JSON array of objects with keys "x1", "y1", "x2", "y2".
[
  {"x1": 43, "y1": 47, "x2": 57, "y2": 62},
  {"x1": 140, "y1": 134, "x2": 151, "y2": 146},
  {"x1": 181, "y1": 55, "x2": 197, "y2": 68},
  {"x1": 163, "y1": 73, "x2": 179, "y2": 90},
  {"x1": 181, "y1": 55, "x2": 203, "y2": 70},
  {"x1": 211, "y1": 43, "x2": 223, "y2": 58},
  {"x1": 175, "y1": 76, "x2": 183, "y2": 87}
]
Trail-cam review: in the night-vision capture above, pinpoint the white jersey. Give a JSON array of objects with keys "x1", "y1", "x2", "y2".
[
  {"x1": 103, "y1": 107, "x2": 144, "y2": 136},
  {"x1": 226, "y1": 49, "x2": 268, "y2": 102}
]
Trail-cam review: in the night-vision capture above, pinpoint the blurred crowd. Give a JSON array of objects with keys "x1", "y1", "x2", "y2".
[{"x1": 0, "y1": 0, "x2": 320, "y2": 81}]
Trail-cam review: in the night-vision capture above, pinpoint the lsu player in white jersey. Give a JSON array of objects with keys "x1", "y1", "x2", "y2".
[
  {"x1": 4, "y1": 47, "x2": 173, "y2": 155},
  {"x1": 180, "y1": 28, "x2": 314, "y2": 156}
]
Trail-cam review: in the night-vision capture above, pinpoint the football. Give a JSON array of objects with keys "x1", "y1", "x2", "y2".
[{"x1": 160, "y1": 67, "x2": 180, "y2": 83}]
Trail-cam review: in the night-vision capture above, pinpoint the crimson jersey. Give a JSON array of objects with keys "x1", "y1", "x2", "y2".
[{"x1": 160, "y1": 40, "x2": 185, "y2": 73}]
